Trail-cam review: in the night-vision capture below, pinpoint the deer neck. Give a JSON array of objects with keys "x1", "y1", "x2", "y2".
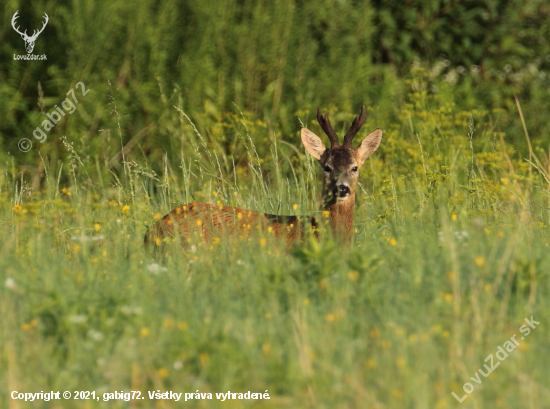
[{"x1": 324, "y1": 192, "x2": 355, "y2": 242}]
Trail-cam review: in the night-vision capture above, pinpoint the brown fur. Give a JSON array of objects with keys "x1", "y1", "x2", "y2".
[
  {"x1": 144, "y1": 202, "x2": 319, "y2": 248},
  {"x1": 326, "y1": 193, "x2": 356, "y2": 243}
]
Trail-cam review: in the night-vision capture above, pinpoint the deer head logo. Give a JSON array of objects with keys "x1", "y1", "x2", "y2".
[{"x1": 11, "y1": 11, "x2": 49, "y2": 54}]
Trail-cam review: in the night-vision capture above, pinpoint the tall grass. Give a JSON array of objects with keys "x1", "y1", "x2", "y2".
[
  {"x1": 3, "y1": 1, "x2": 550, "y2": 166},
  {"x1": 2, "y1": 67, "x2": 550, "y2": 408},
  {"x1": 3, "y1": 2, "x2": 550, "y2": 407}
]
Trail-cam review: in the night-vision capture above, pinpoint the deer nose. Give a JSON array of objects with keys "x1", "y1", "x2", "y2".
[{"x1": 333, "y1": 185, "x2": 350, "y2": 198}]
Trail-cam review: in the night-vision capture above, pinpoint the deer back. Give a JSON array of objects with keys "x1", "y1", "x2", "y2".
[{"x1": 144, "y1": 202, "x2": 318, "y2": 249}]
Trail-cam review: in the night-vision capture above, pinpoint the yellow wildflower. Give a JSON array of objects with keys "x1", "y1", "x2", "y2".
[{"x1": 348, "y1": 271, "x2": 359, "y2": 281}]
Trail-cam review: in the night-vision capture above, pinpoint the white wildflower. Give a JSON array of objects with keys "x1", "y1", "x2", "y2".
[
  {"x1": 71, "y1": 235, "x2": 105, "y2": 242},
  {"x1": 147, "y1": 263, "x2": 167, "y2": 274},
  {"x1": 69, "y1": 314, "x2": 87, "y2": 324},
  {"x1": 120, "y1": 306, "x2": 142, "y2": 316},
  {"x1": 5, "y1": 277, "x2": 16, "y2": 290},
  {"x1": 88, "y1": 330, "x2": 104, "y2": 341}
]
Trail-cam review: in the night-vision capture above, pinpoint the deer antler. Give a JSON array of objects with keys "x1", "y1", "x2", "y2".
[
  {"x1": 317, "y1": 109, "x2": 339, "y2": 147},
  {"x1": 11, "y1": 11, "x2": 28, "y2": 38},
  {"x1": 343, "y1": 105, "x2": 366, "y2": 148},
  {"x1": 29, "y1": 13, "x2": 48, "y2": 40}
]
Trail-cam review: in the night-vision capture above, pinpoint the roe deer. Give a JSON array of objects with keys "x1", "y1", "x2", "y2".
[{"x1": 144, "y1": 106, "x2": 382, "y2": 248}]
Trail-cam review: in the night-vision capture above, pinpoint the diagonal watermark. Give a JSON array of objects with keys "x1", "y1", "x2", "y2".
[
  {"x1": 19, "y1": 82, "x2": 90, "y2": 152},
  {"x1": 451, "y1": 315, "x2": 540, "y2": 403}
]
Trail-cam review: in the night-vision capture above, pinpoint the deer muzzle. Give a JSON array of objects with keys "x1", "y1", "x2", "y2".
[{"x1": 333, "y1": 185, "x2": 351, "y2": 199}]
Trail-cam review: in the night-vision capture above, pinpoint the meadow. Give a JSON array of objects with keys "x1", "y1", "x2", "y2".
[{"x1": 2, "y1": 1, "x2": 550, "y2": 408}]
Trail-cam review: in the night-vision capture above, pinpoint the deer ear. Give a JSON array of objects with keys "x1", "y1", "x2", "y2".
[
  {"x1": 356, "y1": 129, "x2": 382, "y2": 166},
  {"x1": 301, "y1": 128, "x2": 326, "y2": 160}
]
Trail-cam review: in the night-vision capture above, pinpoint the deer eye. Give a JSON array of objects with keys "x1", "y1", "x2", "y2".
[
  {"x1": 324, "y1": 166, "x2": 332, "y2": 173},
  {"x1": 352, "y1": 166, "x2": 358, "y2": 172}
]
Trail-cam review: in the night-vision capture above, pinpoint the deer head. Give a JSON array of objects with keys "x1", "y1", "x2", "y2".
[
  {"x1": 301, "y1": 106, "x2": 382, "y2": 205},
  {"x1": 12, "y1": 11, "x2": 49, "y2": 54}
]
